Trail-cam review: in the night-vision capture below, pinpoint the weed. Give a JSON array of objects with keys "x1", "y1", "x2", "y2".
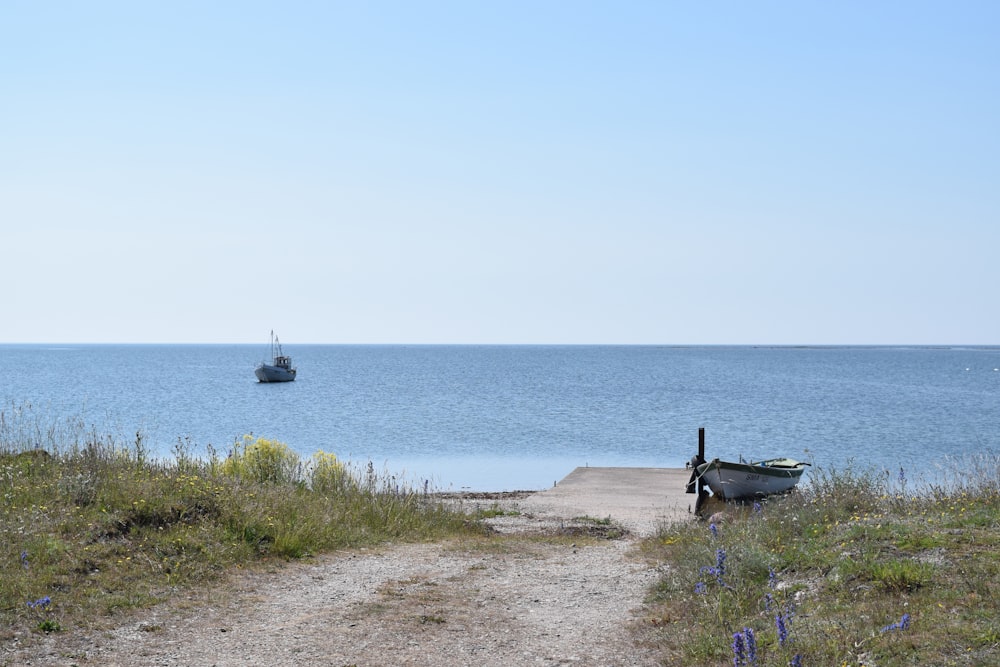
[
  {"x1": 475, "y1": 506, "x2": 521, "y2": 519},
  {"x1": 418, "y1": 614, "x2": 446, "y2": 625},
  {"x1": 220, "y1": 435, "x2": 300, "y2": 485},
  {"x1": 642, "y1": 456, "x2": 1000, "y2": 665},
  {"x1": 0, "y1": 411, "x2": 479, "y2": 636}
]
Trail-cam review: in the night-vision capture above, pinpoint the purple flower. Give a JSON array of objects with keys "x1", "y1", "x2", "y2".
[
  {"x1": 776, "y1": 613, "x2": 789, "y2": 646},
  {"x1": 753, "y1": 501, "x2": 763, "y2": 513},
  {"x1": 20, "y1": 550, "x2": 29, "y2": 570},
  {"x1": 710, "y1": 523, "x2": 719, "y2": 538},
  {"x1": 694, "y1": 581, "x2": 707, "y2": 594},
  {"x1": 881, "y1": 613, "x2": 912, "y2": 633},
  {"x1": 27, "y1": 596, "x2": 51, "y2": 609},
  {"x1": 744, "y1": 627, "x2": 757, "y2": 664},
  {"x1": 731, "y1": 628, "x2": 757, "y2": 666},
  {"x1": 764, "y1": 593, "x2": 775, "y2": 612},
  {"x1": 790, "y1": 655, "x2": 803, "y2": 667},
  {"x1": 768, "y1": 568, "x2": 777, "y2": 589},
  {"x1": 700, "y1": 548, "x2": 729, "y2": 585},
  {"x1": 732, "y1": 631, "x2": 746, "y2": 667}
]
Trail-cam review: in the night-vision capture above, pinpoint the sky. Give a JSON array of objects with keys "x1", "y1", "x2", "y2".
[{"x1": 2, "y1": 1, "x2": 998, "y2": 345}]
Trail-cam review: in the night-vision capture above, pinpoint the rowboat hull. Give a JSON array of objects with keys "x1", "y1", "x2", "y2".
[{"x1": 695, "y1": 458, "x2": 808, "y2": 500}]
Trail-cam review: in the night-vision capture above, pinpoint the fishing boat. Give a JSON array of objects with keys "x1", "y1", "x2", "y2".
[
  {"x1": 255, "y1": 331, "x2": 297, "y2": 383},
  {"x1": 695, "y1": 457, "x2": 809, "y2": 500}
]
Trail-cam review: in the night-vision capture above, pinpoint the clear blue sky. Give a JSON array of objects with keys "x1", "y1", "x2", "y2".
[{"x1": 3, "y1": 1, "x2": 997, "y2": 344}]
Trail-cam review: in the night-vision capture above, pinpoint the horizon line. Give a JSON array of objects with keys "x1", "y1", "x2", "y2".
[{"x1": 2, "y1": 341, "x2": 998, "y2": 348}]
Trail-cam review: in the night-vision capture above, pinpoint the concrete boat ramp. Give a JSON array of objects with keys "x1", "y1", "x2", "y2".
[{"x1": 488, "y1": 467, "x2": 699, "y2": 538}]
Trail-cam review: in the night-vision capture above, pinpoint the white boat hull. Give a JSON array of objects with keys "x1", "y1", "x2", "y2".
[
  {"x1": 255, "y1": 331, "x2": 296, "y2": 382},
  {"x1": 696, "y1": 458, "x2": 808, "y2": 500},
  {"x1": 255, "y1": 364, "x2": 296, "y2": 383}
]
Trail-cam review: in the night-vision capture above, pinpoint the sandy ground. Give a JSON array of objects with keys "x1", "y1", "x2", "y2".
[{"x1": 3, "y1": 468, "x2": 697, "y2": 667}]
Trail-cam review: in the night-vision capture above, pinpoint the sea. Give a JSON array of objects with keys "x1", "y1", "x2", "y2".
[{"x1": 2, "y1": 345, "x2": 998, "y2": 491}]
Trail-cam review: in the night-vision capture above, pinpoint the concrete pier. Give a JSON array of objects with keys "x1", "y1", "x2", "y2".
[{"x1": 518, "y1": 467, "x2": 698, "y2": 537}]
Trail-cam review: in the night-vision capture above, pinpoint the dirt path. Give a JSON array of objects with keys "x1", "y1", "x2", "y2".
[
  {"x1": 7, "y1": 471, "x2": 696, "y2": 666},
  {"x1": 7, "y1": 521, "x2": 668, "y2": 666}
]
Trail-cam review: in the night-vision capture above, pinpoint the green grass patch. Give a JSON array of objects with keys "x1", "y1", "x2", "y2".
[
  {"x1": 1, "y1": 410, "x2": 481, "y2": 636},
  {"x1": 641, "y1": 456, "x2": 1000, "y2": 666},
  {"x1": 472, "y1": 505, "x2": 521, "y2": 519}
]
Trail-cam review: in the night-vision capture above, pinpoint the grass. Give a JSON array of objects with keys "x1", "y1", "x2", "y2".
[
  {"x1": 6, "y1": 404, "x2": 999, "y2": 665},
  {"x1": 640, "y1": 457, "x2": 1000, "y2": 666},
  {"x1": 0, "y1": 408, "x2": 482, "y2": 638}
]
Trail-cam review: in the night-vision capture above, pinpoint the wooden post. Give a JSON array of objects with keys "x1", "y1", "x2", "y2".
[
  {"x1": 695, "y1": 427, "x2": 709, "y2": 516},
  {"x1": 686, "y1": 427, "x2": 707, "y2": 496}
]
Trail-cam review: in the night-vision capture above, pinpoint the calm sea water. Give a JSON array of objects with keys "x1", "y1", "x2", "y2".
[{"x1": 2, "y1": 345, "x2": 998, "y2": 490}]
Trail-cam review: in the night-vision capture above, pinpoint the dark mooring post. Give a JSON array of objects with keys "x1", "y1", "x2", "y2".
[
  {"x1": 686, "y1": 427, "x2": 709, "y2": 516},
  {"x1": 696, "y1": 427, "x2": 708, "y2": 515}
]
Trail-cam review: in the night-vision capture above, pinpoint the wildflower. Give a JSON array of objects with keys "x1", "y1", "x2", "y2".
[
  {"x1": 694, "y1": 581, "x2": 707, "y2": 594},
  {"x1": 732, "y1": 631, "x2": 746, "y2": 666},
  {"x1": 744, "y1": 627, "x2": 757, "y2": 664},
  {"x1": 764, "y1": 593, "x2": 774, "y2": 612},
  {"x1": 880, "y1": 613, "x2": 912, "y2": 633},
  {"x1": 753, "y1": 501, "x2": 763, "y2": 513},
  {"x1": 898, "y1": 467, "x2": 906, "y2": 485},
  {"x1": 699, "y1": 548, "x2": 728, "y2": 585},
  {"x1": 715, "y1": 548, "x2": 727, "y2": 576},
  {"x1": 27, "y1": 596, "x2": 51, "y2": 609},
  {"x1": 776, "y1": 612, "x2": 790, "y2": 646},
  {"x1": 768, "y1": 568, "x2": 777, "y2": 589},
  {"x1": 790, "y1": 655, "x2": 803, "y2": 667},
  {"x1": 731, "y1": 628, "x2": 757, "y2": 666},
  {"x1": 20, "y1": 550, "x2": 29, "y2": 570}
]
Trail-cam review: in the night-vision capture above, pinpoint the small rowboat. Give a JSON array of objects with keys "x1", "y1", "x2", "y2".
[{"x1": 695, "y1": 457, "x2": 810, "y2": 500}]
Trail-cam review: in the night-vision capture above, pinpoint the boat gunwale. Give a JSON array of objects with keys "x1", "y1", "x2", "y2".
[{"x1": 697, "y1": 458, "x2": 809, "y2": 479}]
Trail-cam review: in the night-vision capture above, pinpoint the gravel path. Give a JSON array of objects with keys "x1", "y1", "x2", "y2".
[{"x1": 5, "y1": 475, "x2": 692, "y2": 666}]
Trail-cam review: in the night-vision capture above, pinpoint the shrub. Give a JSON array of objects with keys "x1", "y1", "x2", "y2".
[
  {"x1": 220, "y1": 435, "x2": 300, "y2": 485},
  {"x1": 308, "y1": 450, "x2": 354, "y2": 495}
]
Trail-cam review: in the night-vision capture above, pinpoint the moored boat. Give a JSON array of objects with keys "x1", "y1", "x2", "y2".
[
  {"x1": 695, "y1": 457, "x2": 809, "y2": 500},
  {"x1": 255, "y1": 331, "x2": 297, "y2": 383}
]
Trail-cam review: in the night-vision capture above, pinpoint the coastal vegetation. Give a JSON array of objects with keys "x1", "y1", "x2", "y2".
[
  {"x1": 0, "y1": 406, "x2": 480, "y2": 637},
  {"x1": 642, "y1": 457, "x2": 1000, "y2": 666},
  {"x1": 3, "y1": 405, "x2": 998, "y2": 665}
]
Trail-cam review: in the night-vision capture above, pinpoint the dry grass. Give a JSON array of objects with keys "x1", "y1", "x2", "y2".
[
  {"x1": 640, "y1": 456, "x2": 1000, "y2": 666},
  {"x1": 0, "y1": 409, "x2": 481, "y2": 637}
]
